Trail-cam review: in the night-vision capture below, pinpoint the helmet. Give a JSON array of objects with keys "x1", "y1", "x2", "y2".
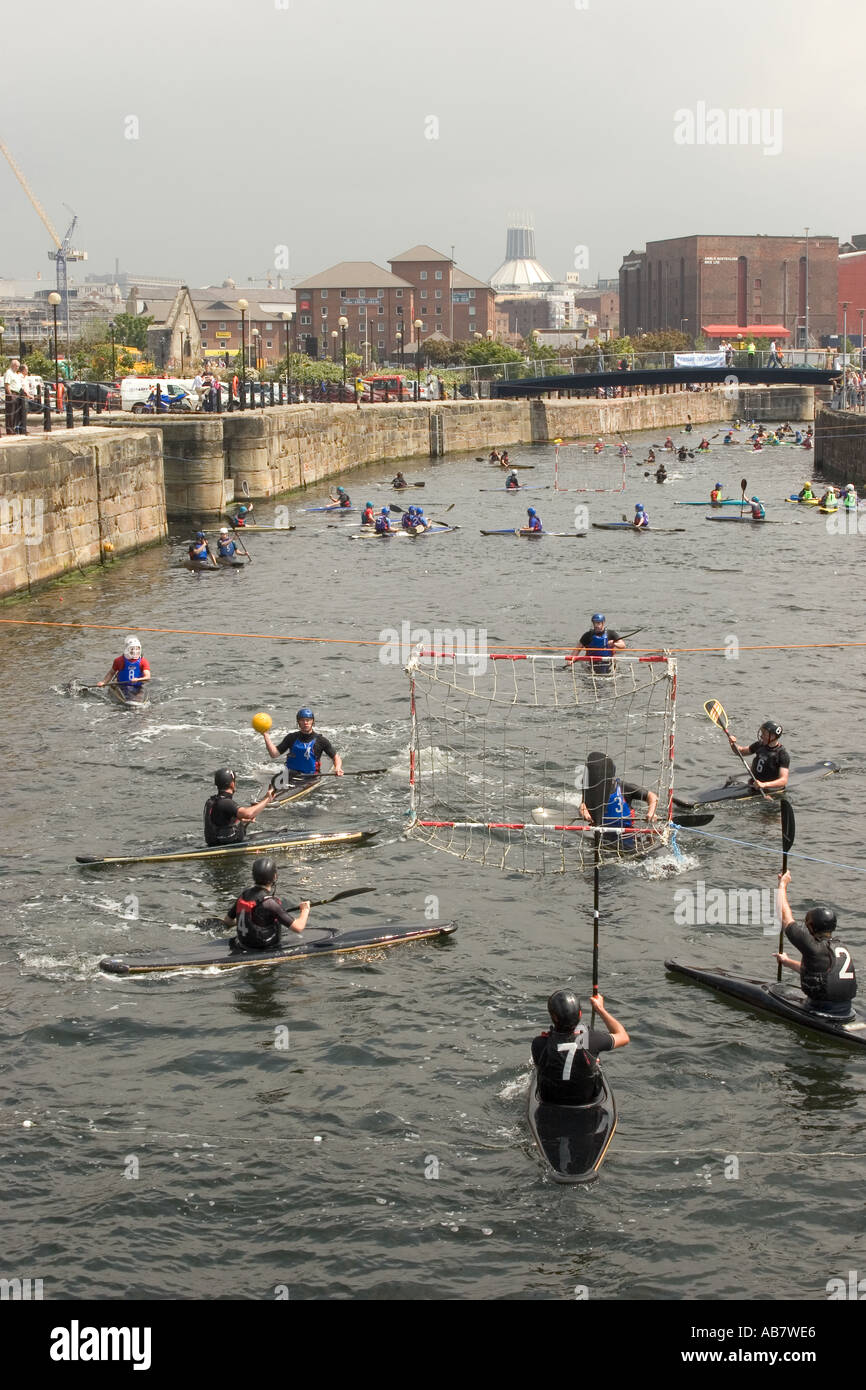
[
  {"x1": 252, "y1": 856, "x2": 277, "y2": 886},
  {"x1": 366, "y1": 502, "x2": 373, "y2": 508},
  {"x1": 123, "y1": 635, "x2": 142, "y2": 660},
  {"x1": 715, "y1": 482, "x2": 722, "y2": 489},
  {"x1": 547, "y1": 989, "x2": 582, "y2": 1031},
  {"x1": 805, "y1": 906, "x2": 837, "y2": 934},
  {"x1": 238, "y1": 505, "x2": 248, "y2": 515},
  {"x1": 214, "y1": 768, "x2": 235, "y2": 791},
  {"x1": 196, "y1": 531, "x2": 206, "y2": 540},
  {"x1": 381, "y1": 507, "x2": 389, "y2": 515},
  {"x1": 759, "y1": 720, "x2": 782, "y2": 739},
  {"x1": 337, "y1": 486, "x2": 346, "y2": 495},
  {"x1": 527, "y1": 507, "x2": 537, "y2": 516},
  {"x1": 296, "y1": 707, "x2": 314, "y2": 721},
  {"x1": 635, "y1": 503, "x2": 645, "y2": 512},
  {"x1": 591, "y1": 613, "x2": 605, "y2": 624},
  {"x1": 846, "y1": 484, "x2": 855, "y2": 492},
  {"x1": 751, "y1": 496, "x2": 760, "y2": 503},
  {"x1": 219, "y1": 527, "x2": 229, "y2": 537}
]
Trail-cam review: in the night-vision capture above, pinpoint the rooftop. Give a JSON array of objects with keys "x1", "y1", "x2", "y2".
[{"x1": 295, "y1": 261, "x2": 413, "y2": 290}]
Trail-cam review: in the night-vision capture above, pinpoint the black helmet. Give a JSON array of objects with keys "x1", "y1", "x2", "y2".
[
  {"x1": 547, "y1": 989, "x2": 582, "y2": 1031},
  {"x1": 760, "y1": 720, "x2": 783, "y2": 740},
  {"x1": 805, "y1": 906, "x2": 837, "y2": 934},
  {"x1": 252, "y1": 856, "x2": 277, "y2": 886},
  {"x1": 214, "y1": 768, "x2": 235, "y2": 790}
]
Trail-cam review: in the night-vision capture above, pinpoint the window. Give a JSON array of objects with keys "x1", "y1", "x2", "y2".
[
  {"x1": 469, "y1": 290, "x2": 475, "y2": 300},
  {"x1": 378, "y1": 306, "x2": 384, "y2": 314},
  {"x1": 219, "y1": 321, "x2": 226, "y2": 330},
  {"x1": 396, "y1": 305, "x2": 403, "y2": 315},
  {"x1": 435, "y1": 290, "x2": 442, "y2": 299},
  {"x1": 358, "y1": 290, "x2": 365, "y2": 297},
  {"x1": 340, "y1": 289, "x2": 347, "y2": 298},
  {"x1": 200, "y1": 321, "x2": 208, "y2": 329},
  {"x1": 435, "y1": 271, "x2": 442, "y2": 280},
  {"x1": 396, "y1": 289, "x2": 403, "y2": 298},
  {"x1": 469, "y1": 307, "x2": 476, "y2": 317},
  {"x1": 421, "y1": 291, "x2": 427, "y2": 299},
  {"x1": 201, "y1": 341, "x2": 208, "y2": 349},
  {"x1": 321, "y1": 290, "x2": 328, "y2": 299},
  {"x1": 266, "y1": 340, "x2": 273, "y2": 348},
  {"x1": 300, "y1": 314, "x2": 311, "y2": 325},
  {"x1": 420, "y1": 271, "x2": 427, "y2": 281},
  {"x1": 754, "y1": 278, "x2": 762, "y2": 289},
  {"x1": 377, "y1": 289, "x2": 384, "y2": 298},
  {"x1": 321, "y1": 307, "x2": 328, "y2": 316}
]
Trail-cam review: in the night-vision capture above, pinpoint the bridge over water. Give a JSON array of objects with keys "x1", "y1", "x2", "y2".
[{"x1": 492, "y1": 366, "x2": 837, "y2": 398}]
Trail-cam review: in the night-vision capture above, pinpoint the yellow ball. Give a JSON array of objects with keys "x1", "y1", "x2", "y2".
[
  {"x1": 252, "y1": 711, "x2": 272, "y2": 734},
  {"x1": 102, "y1": 541, "x2": 114, "y2": 553}
]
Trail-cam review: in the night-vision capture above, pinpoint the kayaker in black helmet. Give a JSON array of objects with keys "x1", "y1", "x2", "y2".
[
  {"x1": 775, "y1": 871, "x2": 857, "y2": 1019},
  {"x1": 726, "y1": 719, "x2": 790, "y2": 793},
  {"x1": 223, "y1": 856, "x2": 311, "y2": 951},
  {"x1": 203, "y1": 768, "x2": 274, "y2": 847},
  {"x1": 530, "y1": 988, "x2": 629, "y2": 1104}
]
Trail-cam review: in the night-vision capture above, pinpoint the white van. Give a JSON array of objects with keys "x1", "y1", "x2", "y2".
[{"x1": 121, "y1": 377, "x2": 198, "y2": 413}]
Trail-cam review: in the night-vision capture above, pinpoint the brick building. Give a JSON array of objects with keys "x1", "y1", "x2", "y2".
[
  {"x1": 837, "y1": 239, "x2": 866, "y2": 338},
  {"x1": 387, "y1": 245, "x2": 495, "y2": 342},
  {"x1": 293, "y1": 262, "x2": 415, "y2": 361},
  {"x1": 619, "y1": 235, "x2": 838, "y2": 345}
]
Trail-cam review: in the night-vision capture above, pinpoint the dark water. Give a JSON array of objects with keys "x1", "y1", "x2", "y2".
[{"x1": 2, "y1": 424, "x2": 864, "y2": 1301}]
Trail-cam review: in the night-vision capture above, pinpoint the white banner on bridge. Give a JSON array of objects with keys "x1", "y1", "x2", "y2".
[{"x1": 674, "y1": 352, "x2": 726, "y2": 368}]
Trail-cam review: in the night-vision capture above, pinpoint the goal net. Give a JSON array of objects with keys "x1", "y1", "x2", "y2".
[
  {"x1": 407, "y1": 649, "x2": 677, "y2": 874},
  {"x1": 553, "y1": 440, "x2": 627, "y2": 493}
]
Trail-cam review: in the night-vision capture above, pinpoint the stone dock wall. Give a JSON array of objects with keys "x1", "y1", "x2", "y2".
[
  {"x1": 813, "y1": 405, "x2": 865, "y2": 488},
  {"x1": 0, "y1": 428, "x2": 166, "y2": 600}
]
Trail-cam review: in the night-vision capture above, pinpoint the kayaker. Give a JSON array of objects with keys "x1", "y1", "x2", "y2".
[
  {"x1": 577, "y1": 753, "x2": 659, "y2": 827},
  {"x1": 489, "y1": 450, "x2": 501, "y2": 462},
  {"x1": 505, "y1": 471, "x2": 520, "y2": 490},
  {"x1": 411, "y1": 505, "x2": 429, "y2": 532},
  {"x1": 749, "y1": 495, "x2": 766, "y2": 519},
  {"x1": 375, "y1": 507, "x2": 392, "y2": 534},
  {"x1": 710, "y1": 482, "x2": 724, "y2": 506},
  {"x1": 402, "y1": 506, "x2": 425, "y2": 532},
  {"x1": 663, "y1": 435, "x2": 674, "y2": 451},
  {"x1": 633, "y1": 502, "x2": 649, "y2": 529},
  {"x1": 531, "y1": 989, "x2": 629, "y2": 1104},
  {"x1": 797, "y1": 482, "x2": 814, "y2": 501},
  {"x1": 843, "y1": 484, "x2": 858, "y2": 510},
  {"x1": 500, "y1": 450, "x2": 510, "y2": 466},
  {"x1": 698, "y1": 437, "x2": 710, "y2": 451},
  {"x1": 98, "y1": 635, "x2": 151, "y2": 697},
  {"x1": 726, "y1": 719, "x2": 790, "y2": 792},
  {"x1": 330, "y1": 486, "x2": 351, "y2": 509},
  {"x1": 204, "y1": 768, "x2": 274, "y2": 846},
  {"x1": 361, "y1": 502, "x2": 376, "y2": 526},
  {"x1": 189, "y1": 531, "x2": 211, "y2": 562},
  {"x1": 646, "y1": 448, "x2": 656, "y2": 464},
  {"x1": 260, "y1": 707, "x2": 344, "y2": 779},
  {"x1": 723, "y1": 430, "x2": 734, "y2": 445},
  {"x1": 803, "y1": 427, "x2": 813, "y2": 450},
  {"x1": 794, "y1": 430, "x2": 803, "y2": 445},
  {"x1": 655, "y1": 463, "x2": 667, "y2": 484},
  {"x1": 677, "y1": 446, "x2": 689, "y2": 462},
  {"x1": 228, "y1": 504, "x2": 251, "y2": 527},
  {"x1": 522, "y1": 507, "x2": 543, "y2": 534},
  {"x1": 593, "y1": 438, "x2": 604, "y2": 454},
  {"x1": 571, "y1": 614, "x2": 625, "y2": 675},
  {"x1": 223, "y1": 856, "x2": 311, "y2": 952},
  {"x1": 216, "y1": 527, "x2": 238, "y2": 558},
  {"x1": 392, "y1": 471, "x2": 408, "y2": 489},
  {"x1": 775, "y1": 870, "x2": 857, "y2": 1019},
  {"x1": 820, "y1": 485, "x2": 838, "y2": 510}
]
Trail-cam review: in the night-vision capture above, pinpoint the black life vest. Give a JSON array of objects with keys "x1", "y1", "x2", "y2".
[{"x1": 234, "y1": 887, "x2": 282, "y2": 950}]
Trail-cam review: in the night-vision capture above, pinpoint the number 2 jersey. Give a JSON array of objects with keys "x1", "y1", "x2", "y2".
[
  {"x1": 531, "y1": 1027, "x2": 614, "y2": 1104},
  {"x1": 785, "y1": 922, "x2": 857, "y2": 1003}
]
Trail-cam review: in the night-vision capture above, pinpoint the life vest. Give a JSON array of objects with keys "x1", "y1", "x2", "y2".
[
  {"x1": 203, "y1": 793, "x2": 245, "y2": 846},
  {"x1": 602, "y1": 780, "x2": 634, "y2": 830},
  {"x1": 374, "y1": 515, "x2": 391, "y2": 533},
  {"x1": 710, "y1": 488, "x2": 722, "y2": 504},
  {"x1": 527, "y1": 516, "x2": 542, "y2": 531},
  {"x1": 750, "y1": 502, "x2": 765, "y2": 519},
  {"x1": 282, "y1": 733, "x2": 320, "y2": 775},
  {"x1": 116, "y1": 656, "x2": 144, "y2": 688},
  {"x1": 217, "y1": 538, "x2": 236, "y2": 556},
  {"x1": 234, "y1": 886, "x2": 281, "y2": 950},
  {"x1": 801, "y1": 938, "x2": 857, "y2": 1003},
  {"x1": 189, "y1": 542, "x2": 209, "y2": 560}
]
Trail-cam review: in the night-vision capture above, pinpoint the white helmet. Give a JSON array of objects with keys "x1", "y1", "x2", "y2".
[
  {"x1": 219, "y1": 527, "x2": 229, "y2": 537},
  {"x1": 123, "y1": 635, "x2": 142, "y2": 660}
]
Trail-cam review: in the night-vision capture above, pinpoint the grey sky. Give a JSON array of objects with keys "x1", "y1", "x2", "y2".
[{"x1": 1, "y1": 0, "x2": 862, "y2": 291}]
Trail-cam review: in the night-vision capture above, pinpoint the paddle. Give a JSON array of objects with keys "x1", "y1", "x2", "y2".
[
  {"x1": 591, "y1": 831, "x2": 601, "y2": 1026},
  {"x1": 227, "y1": 519, "x2": 252, "y2": 563},
  {"x1": 671, "y1": 812, "x2": 715, "y2": 827},
  {"x1": 703, "y1": 699, "x2": 772, "y2": 802},
  {"x1": 776, "y1": 801, "x2": 796, "y2": 982},
  {"x1": 739, "y1": 476, "x2": 747, "y2": 518},
  {"x1": 194, "y1": 884, "x2": 375, "y2": 930}
]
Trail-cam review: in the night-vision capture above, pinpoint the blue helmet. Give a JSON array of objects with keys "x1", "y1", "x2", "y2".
[
  {"x1": 751, "y1": 495, "x2": 760, "y2": 503},
  {"x1": 592, "y1": 613, "x2": 605, "y2": 624},
  {"x1": 195, "y1": 531, "x2": 205, "y2": 540},
  {"x1": 296, "y1": 707, "x2": 314, "y2": 721},
  {"x1": 527, "y1": 507, "x2": 537, "y2": 516},
  {"x1": 381, "y1": 507, "x2": 389, "y2": 515},
  {"x1": 635, "y1": 503, "x2": 645, "y2": 512}
]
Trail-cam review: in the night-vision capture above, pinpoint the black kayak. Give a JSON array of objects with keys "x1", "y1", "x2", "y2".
[
  {"x1": 666, "y1": 960, "x2": 866, "y2": 1048},
  {"x1": 76, "y1": 828, "x2": 377, "y2": 867},
  {"x1": 182, "y1": 557, "x2": 246, "y2": 570},
  {"x1": 591, "y1": 523, "x2": 686, "y2": 534},
  {"x1": 527, "y1": 1070, "x2": 617, "y2": 1184},
  {"x1": 675, "y1": 760, "x2": 839, "y2": 809},
  {"x1": 101, "y1": 921, "x2": 457, "y2": 976}
]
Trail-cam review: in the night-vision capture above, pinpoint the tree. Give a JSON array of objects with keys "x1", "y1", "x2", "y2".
[
  {"x1": 464, "y1": 339, "x2": 523, "y2": 365},
  {"x1": 111, "y1": 313, "x2": 154, "y2": 352}
]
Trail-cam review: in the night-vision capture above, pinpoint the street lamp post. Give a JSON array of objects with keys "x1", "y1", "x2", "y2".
[
  {"x1": 860, "y1": 309, "x2": 865, "y2": 384},
  {"x1": 414, "y1": 317, "x2": 423, "y2": 391},
  {"x1": 237, "y1": 299, "x2": 248, "y2": 408},
  {"x1": 842, "y1": 302, "x2": 849, "y2": 406},
  {"x1": 109, "y1": 320, "x2": 116, "y2": 383},
  {"x1": 282, "y1": 311, "x2": 293, "y2": 401},
  {"x1": 803, "y1": 227, "x2": 810, "y2": 354},
  {"x1": 396, "y1": 329, "x2": 403, "y2": 369},
  {"x1": 17, "y1": 317, "x2": 23, "y2": 358},
  {"x1": 331, "y1": 329, "x2": 338, "y2": 362},
  {"x1": 339, "y1": 316, "x2": 348, "y2": 385},
  {"x1": 48, "y1": 291, "x2": 61, "y2": 406}
]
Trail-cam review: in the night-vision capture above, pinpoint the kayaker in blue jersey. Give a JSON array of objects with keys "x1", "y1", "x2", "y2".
[
  {"x1": 401, "y1": 506, "x2": 416, "y2": 532},
  {"x1": 577, "y1": 752, "x2": 659, "y2": 848},
  {"x1": 775, "y1": 870, "x2": 857, "y2": 1019},
  {"x1": 411, "y1": 505, "x2": 429, "y2": 532},
  {"x1": 794, "y1": 430, "x2": 804, "y2": 445},
  {"x1": 633, "y1": 502, "x2": 649, "y2": 529},
  {"x1": 99, "y1": 634, "x2": 152, "y2": 698},
  {"x1": 261, "y1": 707, "x2": 344, "y2": 781},
  {"x1": 749, "y1": 495, "x2": 766, "y2": 519},
  {"x1": 375, "y1": 507, "x2": 392, "y2": 534},
  {"x1": 726, "y1": 719, "x2": 790, "y2": 792},
  {"x1": 521, "y1": 507, "x2": 542, "y2": 534},
  {"x1": 223, "y1": 856, "x2": 311, "y2": 952},
  {"x1": 505, "y1": 471, "x2": 520, "y2": 490},
  {"x1": 531, "y1": 989, "x2": 629, "y2": 1104},
  {"x1": 204, "y1": 768, "x2": 274, "y2": 846},
  {"x1": 361, "y1": 502, "x2": 376, "y2": 526},
  {"x1": 329, "y1": 486, "x2": 351, "y2": 509},
  {"x1": 216, "y1": 527, "x2": 238, "y2": 558},
  {"x1": 189, "y1": 531, "x2": 211, "y2": 562},
  {"x1": 723, "y1": 430, "x2": 734, "y2": 445},
  {"x1": 572, "y1": 614, "x2": 625, "y2": 674}
]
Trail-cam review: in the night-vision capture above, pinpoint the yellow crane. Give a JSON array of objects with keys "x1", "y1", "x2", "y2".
[{"x1": 0, "y1": 136, "x2": 87, "y2": 348}]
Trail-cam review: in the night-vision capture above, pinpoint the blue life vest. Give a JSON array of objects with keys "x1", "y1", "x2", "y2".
[
  {"x1": 283, "y1": 734, "x2": 319, "y2": 775},
  {"x1": 218, "y1": 538, "x2": 236, "y2": 557},
  {"x1": 401, "y1": 513, "x2": 415, "y2": 531},
  {"x1": 587, "y1": 631, "x2": 612, "y2": 672},
  {"x1": 375, "y1": 515, "x2": 391, "y2": 533},
  {"x1": 527, "y1": 516, "x2": 542, "y2": 531},
  {"x1": 116, "y1": 657, "x2": 143, "y2": 689},
  {"x1": 602, "y1": 780, "x2": 635, "y2": 847},
  {"x1": 190, "y1": 542, "x2": 209, "y2": 560}
]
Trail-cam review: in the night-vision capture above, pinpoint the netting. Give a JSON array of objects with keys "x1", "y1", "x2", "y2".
[
  {"x1": 553, "y1": 441, "x2": 627, "y2": 493},
  {"x1": 407, "y1": 649, "x2": 677, "y2": 874}
]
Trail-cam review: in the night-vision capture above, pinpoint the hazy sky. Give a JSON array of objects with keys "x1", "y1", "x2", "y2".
[{"x1": 1, "y1": 0, "x2": 863, "y2": 290}]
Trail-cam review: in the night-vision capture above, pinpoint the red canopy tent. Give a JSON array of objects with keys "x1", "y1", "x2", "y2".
[{"x1": 702, "y1": 324, "x2": 791, "y2": 337}]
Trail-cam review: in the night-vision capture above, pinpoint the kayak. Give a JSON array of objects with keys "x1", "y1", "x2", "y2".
[
  {"x1": 784, "y1": 496, "x2": 820, "y2": 506},
  {"x1": 704, "y1": 515, "x2": 772, "y2": 523},
  {"x1": 351, "y1": 525, "x2": 456, "y2": 539},
  {"x1": 487, "y1": 463, "x2": 534, "y2": 469},
  {"x1": 665, "y1": 960, "x2": 866, "y2": 1049},
  {"x1": 591, "y1": 523, "x2": 686, "y2": 533},
  {"x1": 182, "y1": 557, "x2": 246, "y2": 570},
  {"x1": 673, "y1": 499, "x2": 739, "y2": 506},
  {"x1": 675, "y1": 759, "x2": 839, "y2": 808},
  {"x1": 527, "y1": 1071, "x2": 617, "y2": 1184},
  {"x1": 818, "y1": 506, "x2": 838, "y2": 515},
  {"x1": 100, "y1": 920, "x2": 457, "y2": 977},
  {"x1": 304, "y1": 505, "x2": 356, "y2": 514},
  {"x1": 76, "y1": 828, "x2": 378, "y2": 868},
  {"x1": 217, "y1": 524, "x2": 296, "y2": 533},
  {"x1": 478, "y1": 486, "x2": 550, "y2": 493},
  {"x1": 105, "y1": 684, "x2": 150, "y2": 709},
  {"x1": 480, "y1": 529, "x2": 586, "y2": 538}
]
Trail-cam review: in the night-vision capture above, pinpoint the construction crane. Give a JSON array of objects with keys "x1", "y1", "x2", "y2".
[{"x1": 0, "y1": 137, "x2": 87, "y2": 351}]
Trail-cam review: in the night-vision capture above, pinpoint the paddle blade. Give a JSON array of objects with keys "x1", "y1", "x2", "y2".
[
  {"x1": 703, "y1": 699, "x2": 728, "y2": 730},
  {"x1": 740, "y1": 478, "x2": 748, "y2": 495},
  {"x1": 781, "y1": 799, "x2": 796, "y2": 854}
]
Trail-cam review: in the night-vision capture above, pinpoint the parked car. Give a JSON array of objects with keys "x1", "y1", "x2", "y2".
[{"x1": 64, "y1": 381, "x2": 121, "y2": 407}]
